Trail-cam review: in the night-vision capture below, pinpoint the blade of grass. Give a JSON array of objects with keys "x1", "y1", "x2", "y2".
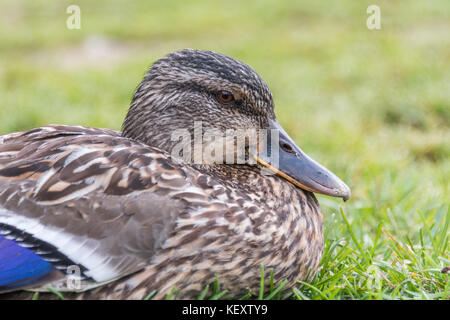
[
  {"x1": 164, "y1": 287, "x2": 177, "y2": 300},
  {"x1": 46, "y1": 287, "x2": 64, "y2": 300},
  {"x1": 264, "y1": 280, "x2": 287, "y2": 300},
  {"x1": 269, "y1": 268, "x2": 274, "y2": 292},
  {"x1": 340, "y1": 207, "x2": 369, "y2": 264},
  {"x1": 144, "y1": 290, "x2": 157, "y2": 300},
  {"x1": 258, "y1": 264, "x2": 264, "y2": 300},
  {"x1": 297, "y1": 280, "x2": 327, "y2": 300},
  {"x1": 292, "y1": 287, "x2": 310, "y2": 300},
  {"x1": 197, "y1": 284, "x2": 210, "y2": 300},
  {"x1": 209, "y1": 290, "x2": 228, "y2": 300}
]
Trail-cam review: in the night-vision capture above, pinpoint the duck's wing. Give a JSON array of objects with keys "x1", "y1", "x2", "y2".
[{"x1": 0, "y1": 126, "x2": 191, "y2": 293}]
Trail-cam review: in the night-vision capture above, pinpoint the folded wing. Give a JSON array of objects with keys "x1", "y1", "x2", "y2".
[{"x1": 0, "y1": 126, "x2": 190, "y2": 293}]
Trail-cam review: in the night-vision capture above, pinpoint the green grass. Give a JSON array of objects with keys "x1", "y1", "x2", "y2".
[{"x1": 1, "y1": 0, "x2": 448, "y2": 300}]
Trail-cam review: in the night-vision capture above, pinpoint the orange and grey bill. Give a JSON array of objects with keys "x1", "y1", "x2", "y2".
[{"x1": 254, "y1": 120, "x2": 351, "y2": 201}]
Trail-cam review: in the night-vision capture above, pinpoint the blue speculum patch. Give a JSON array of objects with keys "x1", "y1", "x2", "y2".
[{"x1": 0, "y1": 230, "x2": 54, "y2": 290}]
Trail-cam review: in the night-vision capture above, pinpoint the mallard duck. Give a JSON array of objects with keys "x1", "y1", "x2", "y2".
[{"x1": 0, "y1": 49, "x2": 350, "y2": 299}]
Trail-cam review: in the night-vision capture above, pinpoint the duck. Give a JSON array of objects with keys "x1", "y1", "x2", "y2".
[{"x1": 0, "y1": 49, "x2": 350, "y2": 299}]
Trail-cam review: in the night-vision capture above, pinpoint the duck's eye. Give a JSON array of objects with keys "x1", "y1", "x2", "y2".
[{"x1": 217, "y1": 90, "x2": 234, "y2": 103}]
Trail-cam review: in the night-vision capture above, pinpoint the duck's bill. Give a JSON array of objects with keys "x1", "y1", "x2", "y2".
[{"x1": 254, "y1": 120, "x2": 351, "y2": 201}]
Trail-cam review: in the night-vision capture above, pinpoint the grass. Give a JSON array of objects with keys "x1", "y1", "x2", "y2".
[{"x1": 0, "y1": 0, "x2": 448, "y2": 300}]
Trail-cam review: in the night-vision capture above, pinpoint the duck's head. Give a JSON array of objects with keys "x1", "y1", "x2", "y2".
[{"x1": 123, "y1": 49, "x2": 350, "y2": 201}]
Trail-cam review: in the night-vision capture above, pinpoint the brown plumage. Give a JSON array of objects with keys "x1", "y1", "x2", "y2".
[{"x1": 0, "y1": 49, "x2": 350, "y2": 299}]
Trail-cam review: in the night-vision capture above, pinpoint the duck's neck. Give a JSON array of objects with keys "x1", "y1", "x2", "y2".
[
  {"x1": 195, "y1": 163, "x2": 319, "y2": 209},
  {"x1": 195, "y1": 164, "x2": 262, "y2": 189}
]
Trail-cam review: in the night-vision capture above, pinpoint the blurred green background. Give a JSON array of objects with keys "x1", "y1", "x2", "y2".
[{"x1": 0, "y1": 0, "x2": 448, "y2": 298}]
